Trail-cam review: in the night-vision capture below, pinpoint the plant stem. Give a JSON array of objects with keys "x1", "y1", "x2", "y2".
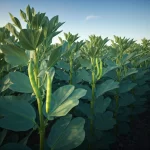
[
  {"x1": 115, "y1": 59, "x2": 122, "y2": 136},
  {"x1": 90, "y1": 71, "x2": 96, "y2": 136},
  {"x1": 29, "y1": 52, "x2": 45, "y2": 150},
  {"x1": 114, "y1": 94, "x2": 119, "y2": 136},
  {"x1": 34, "y1": 52, "x2": 45, "y2": 150},
  {"x1": 37, "y1": 98, "x2": 45, "y2": 150}
]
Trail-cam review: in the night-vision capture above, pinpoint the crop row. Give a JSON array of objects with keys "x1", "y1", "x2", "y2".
[{"x1": 0, "y1": 5, "x2": 150, "y2": 150}]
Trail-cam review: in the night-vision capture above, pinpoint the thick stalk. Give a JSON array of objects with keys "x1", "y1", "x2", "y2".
[
  {"x1": 114, "y1": 63, "x2": 121, "y2": 136},
  {"x1": 28, "y1": 57, "x2": 45, "y2": 150},
  {"x1": 88, "y1": 70, "x2": 96, "y2": 150},
  {"x1": 129, "y1": 86, "x2": 135, "y2": 121},
  {"x1": 90, "y1": 70, "x2": 96, "y2": 136},
  {"x1": 114, "y1": 93, "x2": 119, "y2": 136},
  {"x1": 114, "y1": 94, "x2": 119, "y2": 118}
]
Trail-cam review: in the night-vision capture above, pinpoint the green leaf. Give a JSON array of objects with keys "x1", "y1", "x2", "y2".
[
  {"x1": 137, "y1": 56, "x2": 150, "y2": 65},
  {"x1": 75, "y1": 69, "x2": 91, "y2": 83},
  {"x1": 42, "y1": 15, "x2": 64, "y2": 38},
  {"x1": 39, "y1": 60, "x2": 47, "y2": 71},
  {"x1": 31, "y1": 7, "x2": 36, "y2": 15},
  {"x1": 8, "y1": 71, "x2": 33, "y2": 93},
  {"x1": 55, "y1": 70, "x2": 69, "y2": 81},
  {"x1": 9, "y1": 13, "x2": 22, "y2": 29},
  {"x1": 47, "y1": 46, "x2": 62, "y2": 68},
  {"x1": 43, "y1": 85, "x2": 74, "y2": 119},
  {"x1": 121, "y1": 53, "x2": 135, "y2": 65},
  {"x1": 133, "y1": 97, "x2": 146, "y2": 106},
  {"x1": 20, "y1": 9, "x2": 27, "y2": 21},
  {"x1": 47, "y1": 114, "x2": 85, "y2": 150},
  {"x1": 53, "y1": 85, "x2": 75, "y2": 104},
  {"x1": 0, "y1": 74, "x2": 12, "y2": 92},
  {"x1": 31, "y1": 13, "x2": 45, "y2": 29},
  {"x1": 118, "y1": 107, "x2": 132, "y2": 116},
  {"x1": 119, "y1": 93, "x2": 136, "y2": 107},
  {"x1": 122, "y1": 68, "x2": 138, "y2": 79},
  {"x1": 67, "y1": 88, "x2": 87, "y2": 100},
  {"x1": 56, "y1": 60, "x2": 70, "y2": 71},
  {"x1": 119, "y1": 80, "x2": 137, "y2": 93},
  {"x1": 43, "y1": 85, "x2": 87, "y2": 118},
  {"x1": 0, "y1": 28, "x2": 7, "y2": 43},
  {"x1": 95, "y1": 96, "x2": 111, "y2": 114},
  {"x1": 135, "y1": 84, "x2": 150, "y2": 95},
  {"x1": 48, "y1": 91, "x2": 83, "y2": 117},
  {"x1": 0, "y1": 143, "x2": 31, "y2": 150},
  {"x1": 5, "y1": 23, "x2": 19, "y2": 38},
  {"x1": 0, "y1": 96, "x2": 36, "y2": 131},
  {"x1": 0, "y1": 44, "x2": 28, "y2": 66},
  {"x1": 19, "y1": 29, "x2": 44, "y2": 50},
  {"x1": 38, "y1": 60, "x2": 48, "y2": 79},
  {"x1": 78, "y1": 58, "x2": 91, "y2": 69},
  {"x1": 137, "y1": 75, "x2": 149, "y2": 85},
  {"x1": 17, "y1": 94, "x2": 35, "y2": 104},
  {"x1": 104, "y1": 70, "x2": 117, "y2": 80},
  {"x1": 0, "y1": 129, "x2": 7, "y2": 146},
  {"x1": 103, "y1": 65, "x2": 118, "y2": 77},
  {"x1": 95, "y1": 111, "x2": 116, "y2": 130},
  {"x1": 75, "y1": 101, "x2": 91, "y2": 118},
  {"x1": 75, "y1": 84, "x2": 92, "y2": 100},
  {"x1": 96, "y1": 79, "x2": 119, "y2": 98},
  {"x1": 26, "y1": 5, "x2": 32, "y2": 22}
]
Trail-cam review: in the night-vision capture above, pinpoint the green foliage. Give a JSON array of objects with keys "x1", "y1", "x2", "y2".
[
  {"x1": 0, "y1": 143, "x2": 32, "y2": 150},
  {"x1": 0, "y1": 96, "x2": 36, "y2": 131},
  {"x1": 19, "y1": 29, "x2": 44, "y2": 50},
  {"x1": 0, "y1": 44, "x2": 28, "y2": 66},
  {"x1": 94, "y1": 96, "x2": 111, "y2": 114},
  {"x1": 47, "y1": 114, "x2": 85, "y2": 150},
  {"x1": 81, "y1": 35, "x2": 108, "y2": 59},
  {"x1": 43, "y1": 85, "x2": 87, "y2": 119},
  {"x1": 96, "y1": 79, "x2": 119, "y2": 97},
  {"x1": 8, "y1": 71, "x2": 33, "y2": 93},
  {"x1": 119, "y1": 93, "x2": 136, "y2": 106},
  {"x1": 0, "y1": 4, "x2": 150, "y2": 150},
  {"x1": 95, "y1": 111, "x2": 116, "y2": 130}
]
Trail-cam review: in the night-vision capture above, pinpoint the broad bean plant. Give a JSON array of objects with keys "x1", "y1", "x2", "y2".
[{"x1": 0, "y1": 5, "x2": 150, "y2": 150}]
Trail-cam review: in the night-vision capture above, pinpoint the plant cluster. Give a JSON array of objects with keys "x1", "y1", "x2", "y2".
[{"x1": 0, "y1": 5, "x2": 150, "y2": 150}]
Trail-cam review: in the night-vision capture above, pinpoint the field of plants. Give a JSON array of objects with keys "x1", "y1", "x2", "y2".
[{"x1": 0, "y1": 5, "x2": 150, "y2": 150}]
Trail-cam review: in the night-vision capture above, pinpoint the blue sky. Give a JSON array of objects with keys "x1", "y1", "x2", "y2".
[{"x1": 0, "y1": 0, "x2": 150, "y2": 44}]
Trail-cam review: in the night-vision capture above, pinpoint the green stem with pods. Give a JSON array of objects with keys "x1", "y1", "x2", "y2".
[
  {"x1": 90, "y1": 71, "x2": 96, "y2": 136},
  {"x1": 114, "y1": 57, "x2": 122, "y2": 135},
  {"x1": 28, "y1": 53, "x2": 45, "y2": 150},
  {"x1": 90, "y1": 58, "x2": 96, "y2": 136}
]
